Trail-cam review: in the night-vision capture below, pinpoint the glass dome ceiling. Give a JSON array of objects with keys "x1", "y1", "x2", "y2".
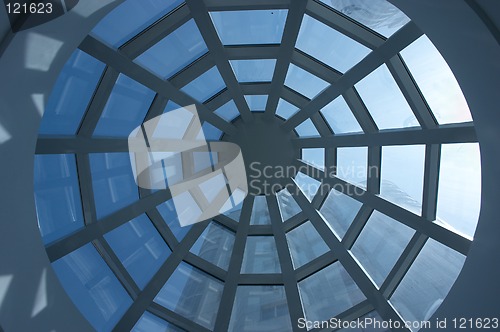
[{"x1": 33, "y1": 0, "x2": 481, "y2": 331}]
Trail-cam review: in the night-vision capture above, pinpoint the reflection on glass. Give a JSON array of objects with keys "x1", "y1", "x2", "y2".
[
  {"x1": 154, "y1": 262, "x2": 224, "y2": 330},
  {"x1": 276, "y1": 99, "x2": 299, "y2": 120},
  {"x1": 355, "y1": 64, "x2": 418, "y2": 130},
  {"x1": 223, "y1": 191, "x2": 244, "y2": 222},
  {"x1": 39, "y1": 50, "x2": 105, "y2": 135},
  {"x1": 351, "y1": 211, "x2": 414, "y2": 286},
  {"x1": 338, "y1": 310, "x2": 390, "y2": 331},
  {"x1": 295, "y1": 119, "x2": 320, "y2": 137},
  {"x1": 319, "y1": 189, "x2": 362, "y2": 239},
  {"x1": 296, "y1": 14, "x2": 371, "y2": 73},
  {"x1": 157, "y1": 200, "x2": 192, "y2": 241},
  {"x1": 104, "y1": 214, "x2": 170, "y2": 289},
  {"x1": 244, "y1": 95, "x2": 268, "y2": 112},
  {"x1": 34, "y1": 154, "x2": 84, "y2": 244},
  {"x1": 380, "y1": 145, "x2": 425, "y2": 215},
  {"x1": 294, "y1": 172, "x2": 321, "y2": 202},
  {"x1": 250, "y1": 196, "x2": 271, "y2": 225},
  {"x1": 301, "y1": 148, "x2": 325, "y2": 170},
  {"x1": 241, "y1": 237, "x2": 281, "y2": 273},
  {"x1": 336, "y1": 147, "x2": 368, "y2": 189},
  {"x1": 199, "y1": 122, "x2": 223, "y2": 141},
  {"x1": 214, "y1": 100, "x2": 240, "y2": 122},
  {"x1": 190, "y1": 222, "x2": 235, "y2": 270},
  {"x1": 287, "y1": 221, "x2": 329, "y2": 269},
  {"x1": 210, "y1": 10, "x2": 288, "y2": 45},
  {"x1": 436, "y1": 143, "x2": 481, "y2": 238},
  {"x1": 276, "y1": 188, "x2": 301, "y2": 221},
  {"x1": 229, "y1": 286, "x2": 292, "y2": 332},
  {"x1": 181, "y1": 66, "x2": 226, "y2": 103},
  {"x1": 52, "y1": 244, "x2": 132, "y2": 331},
  {"x1": 400, "y1": 36, "x2": 472, "y2": 124},
  {"x1": 230, "y1": 59, "x2": 276, "y2": 82},
  {"x1": 320, "y1": 96, "x2": 362, "y2": 134},
  {"x1": 94, "y1": 74, "x2": 155, "y2": 137},
  {"x1": 298, "y1": 262, "x2": 366, "y2": 324},
  {"x1": 135, "y1": 19, "x2": 208, "y2": 79},
  {"x1": 285, "y1": 64, "x2": 329, "y2": 99},
  {"x1": 390, "y1": 239, "x2": 466, "y2": 327},
  {"x1": 132, "y1": 311, "x2": 184, "y2": 332}
]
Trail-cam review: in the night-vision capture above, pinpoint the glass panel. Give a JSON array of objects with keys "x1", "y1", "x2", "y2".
[
  {"x1": 91, "y1": 0, "x2": 184, "y2": 48},
  {"x1": 400, "y1": 36, "x2": 472, "y2": 124},
  {"x1": 250, "y1": 196, "x2": 271, "y2": 225},
  {"x1": 135, "y1": 19, "x2": 208, "y2": 79},
  {"x1": 302, "y1": 148, "x2": 325, "y2": 170},
  {"x1": 390, "y1": 239, "x2": 466, "y2": 326},
  {"x1": 34, "y1": 154, "x2": 84, "y2": 244},
  {"x1": 320, "y1": 0, "x2": 411, "y2": 37},
  {"x1": 436, "y1": 143, "x2": 481, "y2": 238},
  {"x1": 210, "y1": 10, "x2": 288, "y2": 45},
  {"x1": 276, "y1": 99, "x2": 299, "y2": 120},
  {"x1": 338, "y1": 310, "x2": 390, "y2": 332},
  {"x1": 319, "y1": 189, "x2": 362, "y2": 239},
  {"x1": 296, "y1": 14, "x2": 371, "y2": 73},
  {"x1": 355, "y1": 64, "x2": 419, "y2": 130},
  {"x1": 230, "y1": 59, "x2": 276, "y2": 82},
  {"x1": 132, "y1": 311, "x2": 184, "y2": 332},
  {"x1": 154, "y1": 262, "x2": 224, "y2": 330},
  {"x1": 94, "y1": 74, "x2": 155, "y2": 137},
  {"x1": 52, "y1": 243, "x2": 132, "y2": 331},
  {"x1": 90, "y1": 152, "x2": 139, "y2": 219},
  {"x1": 285, "y1": 64, "x2": 329, "y2": 99},
  {"x1": 351, "y1": 211, "x2": 414, "y2": 286},
  {"x1": 244, "y1": 95, "x2": 268, "y2": 112},
  {"x1": 39, "y1": 50, "x2": 105, "y2": 135},
  {"x1": 337, "y1": 147, "x2": 368, "y2": 188},
  {"x1": 320, "y1": 96, "x2": 362, "y2": 134},
  {"x1": 241, "y1": 236, "x2": 281, "y2": 273},
  {"x1": 181, "y1": 66, "x2": 226, "y2": 102},
  {"x1": 223, "y1": 192, "x2": 244, "y2": 222},
  {"x1": 157, "y1": 199, "x2": 192, "y2": 242},
  {"x1": 295, "y1": 119, "x2": 320, "y2": 137},
  {"x1": 200, "y1": 122, "x2": 223, "y2": 140},
  {"x1": 298, "y1": 262, "x2": 366, "y2": 324},
  {"x1": 380, "y1": 145, "x2": 425, "y2": 215},
  {"x1": 276, "y1": 188, "x2": 301, "y2": 221},
  {"x1": 229, "y1": 286, "x2": 292, "y2": 332},
  {"x1": 294, "y1": 172, "x2": 321, "y2": 202},
  {"x1": 190, "y1": 222, "x2": 235, "y2": 270},
  {"x1": 104, "y1": 214, "x2": 170, "y2": 289},
  {"x1": 214, "y1": 100, "x2": 240, "y2": 122},
  {"x1": 287, "y1": 221, "x2": 329, "y2": 269}
]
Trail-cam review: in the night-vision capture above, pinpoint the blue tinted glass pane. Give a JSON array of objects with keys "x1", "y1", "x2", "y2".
[
  {"x1": 39, "y1": 50, "x2": 105, "y2": 135},
  {"x1": 294, "y1": 172, "x2": 321, "y2": 202},
  {"x1": 90, "y1": 153, "x2": 139, "y2": 219},
  {"x1": 245, "y1": 95, "x2": 268, "y2": 112},
  {"x1": 229, "y1": 286, "x2": 292, "y2": 332},
  {"x1": 91, "y1": 0, "x2": 183, "y2": 48},
  {"x1": 200, "y1": 122, "x2": 223, "y2": 140},
  {"x1": 287, "y1": 221, "x2": 329, "y2": 269},
  {"x1": 154, "y1": 262, "x2": 224, "y2": 330},
  {"x1": 285, "y1": 64, "x2": 329, "y2": 99},
  {"x1": 355, "y1": 64, "x2": 419, "y2": 130},
  {"x1": 230, "y1": 59, "x2": 276, "y2": 82},
  {"x1": 296, "y1": 15, "x2": 371, "y2": 73},
  {"x1": 94, "y1": 74, "x2": 155, "y2": 137},
  {"x1": 104, "y1": 214, "x2": 171, "y2": 289},
  {"x1": 164, "y1": 100, "x2": 182, "y2": 113},
  {"x1": 337, "y1": 147, "x2": 368, "y2": 189},
  {"x1": 190, "y1": 222, "x2": 235, "y2": 270},
  {"x1": 295, "y1": 119, "x2": 320, "y2": 137},
  {"x1": 276, "y1": 99, "x2": 299, "y2": 120},
  {"x1": 298, "y1": 262, "x2": 366, "y2": 322},
  {"x1": 351, "y1": 211, "x2": 414, "y2": 286},
  {"x1": 250, "y1": 196, "x2": 271, "y2": 225},
  {"x1": 319, "y1": 190, "x2": 362, "y2": 239},
  {"x1": 276, "y1": 188, "x2": 301, "y2": 221},
  {"x1": 320, "y1": 96, "x2": 362, "y2": 134},
  {"x1": 52, "y1": 244, "x2": 132, "y2": 331},
  {"x1": 214, "y1": 100, "x2": 240, "y2": 122},
  {"x1": 210, "y1": 10, "x2": 288, "y2": 45},
  {"x1": 181, "y1": 66, "x2": 226, "y2": 102},
  {"x1": 157, "y1": 200, "x2": 192, "y2": 241},
  {"x1": 34, "y1": 154, "x2": 84, "y2": 244},
  {"x1": 135, "y1": 19, "x2": 208, "y2": 79},
  {"x1": 133, "y1": 311, "x2": 184, "y2": 332},
  {"x1": 320, "y1": 0, "x2": 410, "y2": 37},
  {"x1": 302, "y1": 148, "x2": 325, "y2": 170},
  {"x1": 241, "y1": 236, "x2": 281, "y2": 273}
]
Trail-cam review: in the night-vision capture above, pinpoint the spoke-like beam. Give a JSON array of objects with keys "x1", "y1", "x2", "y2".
[
  {"x1": 295, "y1": 251, "x2": 337, "y2": 281},
  {"x1": 343, "y1": 88, "x2": 378, "y2": 134},
  {"x1": 76, "y1": 154, "x2": 98, "y2": 225},
  {"x1": 36, "y1": 137, "x2": 129, "y2": 154},
  {"x1": 238, "y1": 274, "x2": 282, "y2": 285},
  {"x1": 169, "y1": 53, "x2": 215, "y2": 88},
  {"x1": 421, "y1": 144, "x2": 441, "y2": 221}
]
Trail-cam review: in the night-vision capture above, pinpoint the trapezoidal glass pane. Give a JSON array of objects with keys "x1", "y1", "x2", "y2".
[
  {"x1": 355, "y1": 64, "x2": 419, "y2": 130},
  {"x1": 181, "y1": 66, "x2": 226, "y2": 103},
  {"x1": 199, "y1": 122, "x2": 223, "y2": 140},
  {"x1": 241, "y1": 236, "x2": 281, "y2": 274},
  {"x1": 222, "y1": 189, "x2": 245, "y2": 222},
  {"x1": 296, "y1": 14, "x2": 371, "y2": 73},
  {"x1": 319, "y1": 189, "x2": 363, "y2": 239},
  {"x1": 230, "y1": 59, "x2": 276, "y2": 82},
  {"x1": 132, "y1": 311, "x2": 184, "y2": 332},
  {"x1": 214, "y1": 100, "x2": 240, "y2": 122},
  {"x1": 301, "y1": 148, "x2": 325, "y2": 171},
  {"x1": 34, "y1": 154, "x2": 84, "y2": 244},
  {"x1": 336, "y1": 146, "x2": 368, "y2": 189},
  {"x1": 229, "y1": 286, "x2": 292, "y2": 332},
  {"x1": 52, "y1": 243, "x2": 132, "y2": 331},
  {"x1": 39, "y1": 50, "x2": 105, "y2": 135},
  {"x1": 276, "y1": 188, "x2": 301, "y2": 221},
  {"x1": 276, "y1": 98, "x2": 299, "y2": 120},
  {"x1": 91, "y1": 0, "x2": 184, "y2": 48},
  {"x1": 400, "y1": 35, "x2": 472, "y2": 125},
  {"x1": 134, "y1": 19, "x2": 208, "y2": 79},
  {"x1": 210, "y1": 10, "x2": 288, "y2": 45},
  {"x1": 250, "y1": 196, "x2": 271, "y2": 225},
  {"x1": 154, "y1": 262, "x2": 224, "y2": 330},
  {"x1": 104, "y1": 214, "x2": 171, "y2": 289},
  {"x1": 244, "y1": 95, "x2": 268, "y2": 112},
  {"x1": 295, "y1": 119, "x2": 320, "y2": 137},
  {"x1": 190, "y1": 221, "x2": 235, "y2": 270},
  {"x1": 319, "y1": 96, "x2": 362, "y2": 134},
  {"x1": 436, "y1": 143, "x2": 481, "y2": 238},
  {"x1": 93, "y1": 74, "x2": 155, "y2": 137},
  {"x1": 294, "y1": 172, "x2": 321, "y2": 202},
  {"x1": 285, "y1": 63, "x2": 330, "y2": 99},
  {"x1": 157, "y1": 200, "x2": 192, "y2": 242},
  {"x1": 287, "y1": 221, "x2": 329, "y2": 269}
]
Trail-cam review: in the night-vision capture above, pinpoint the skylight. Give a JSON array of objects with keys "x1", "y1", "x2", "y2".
[
  {"x1": 180, "y1": 66, "x2": 226, "y2": 102},
  {"x1": 230, "y1": 59, "x2": 277, "y2": 82},
  {"x1": 285, "y1": 63, "x2": 329, "y2": 99}
]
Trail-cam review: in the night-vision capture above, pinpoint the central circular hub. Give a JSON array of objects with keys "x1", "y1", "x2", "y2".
[{"x1": 223, "y1": 114, "x2": 299, "y2": 195}]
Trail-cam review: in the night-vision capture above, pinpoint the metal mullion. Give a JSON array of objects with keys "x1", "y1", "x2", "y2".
[
  {"x1": 204, "y1": 0, "x2": 290, "y2": 11},
  {"x1": 422, "y1": 144, "x2": 441, "y2": 221},
  {"x1": 36, "y1": 137, "x2": 129, "y2": 154},
  {"x1": 212, "y1": 214, "x2": 239, "y2": 232},
  {"x1": 146, "y1": 208, "x2": 179, "y2": 250},
  {"x1": 310, "y1": 112, "x2": 332, "y2": 136},
  {"x1": 144, "y1": 94, "x2": 169, "y2": 122},
  {"x1": 343, "y1": 88, "x2": 378, "y2": 134},
  {"x1": 291, "y1": 49, "x2": 342, "y2": 83},
  {"x1": 367, "y1": 146, "x2": 382, "y2": 194},
  {"x1": 240, "y1": 82, "x2": 272, "y2": 95},
  {"x1": 75, "y1": 153, "x2": 97, "y2": 225},
  {"x1": 295, "y1": 250, "x2": 337, "y2": 281},
  {"x1": 183, "y1": 252, "x2": 227, "y2": 282},
  {"x1": 341, "y1": 205, "x2": 374, "y2": 249},
  {"x1": 238, "y1": 274, "x2": 283, "y2": 285},
  {"x1": 225, "y1": 44, "x2": 281, "y2": 60},
  {"x1": 282, "y1": 212, "x2": 308, "y2": 233},
  {"x1": 169, "y1": 52, "x2": 215, "y2": 88},
  {"x1": 204, "y1": 88, "x2": 232, "y2": 111},
  {"x1": 247, "y1": 225, "x2": 274, "y2": 236},
  {"x1": 148, "y1": 303, "x2": 211, "y2": 332}
]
